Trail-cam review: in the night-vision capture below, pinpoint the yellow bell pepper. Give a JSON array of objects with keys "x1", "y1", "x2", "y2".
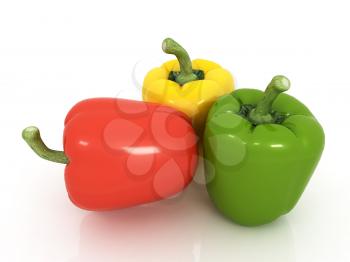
[{"x1": 142, "y1": 38, "x2": 234, "y2": 134}]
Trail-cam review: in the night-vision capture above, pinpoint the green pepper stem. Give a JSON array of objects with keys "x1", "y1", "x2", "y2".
[
  {"x1": 248, "y1": 75, "x2": 290, "y2": 125},
  {"x1": 22, "y1": 126, "x2": 69, "y2": 164},
  {"x1": 162, "y1": 38, "x2": 198, "y2": 85}
]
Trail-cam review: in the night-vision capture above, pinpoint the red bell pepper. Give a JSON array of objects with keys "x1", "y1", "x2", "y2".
[{"x1": 22, "y1": 98, "x2": 198, "y2": 210}]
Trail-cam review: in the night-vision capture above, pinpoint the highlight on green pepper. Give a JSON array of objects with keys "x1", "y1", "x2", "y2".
[{"x1": 203, "y1": 75, "x2": 325, "y2": 226}]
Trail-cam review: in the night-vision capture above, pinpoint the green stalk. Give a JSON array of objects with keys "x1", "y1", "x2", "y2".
[
  {"x1": 248, "y1": 75, "x2": 290, "y2": 125},
  {"x1": 22, "y1": 126, "x2": 68, "y2": 164},
  {"x1": 162, "y1": 38, "x2": 198, "y2": 85}
]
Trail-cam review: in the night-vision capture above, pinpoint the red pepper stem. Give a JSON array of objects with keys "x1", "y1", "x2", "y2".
[
  {"x1": 22, "y1": 126, "x2": 69, "y2": 164},
  {"x1": 248, "y1": 75, "x2": 290, "y2": 125},
  {"x1": 162, "y1": 38, "x2": 198, "y2": 85}
]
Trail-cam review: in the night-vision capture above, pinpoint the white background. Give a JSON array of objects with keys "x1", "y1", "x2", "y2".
[{"x1": 0, "y1": 0, "x2": 349, "y2": 261}]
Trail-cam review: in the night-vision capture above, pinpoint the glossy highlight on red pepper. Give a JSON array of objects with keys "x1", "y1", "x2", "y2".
[{"x1": 23, "y1": 98, "x2": 198, "y2": 210}]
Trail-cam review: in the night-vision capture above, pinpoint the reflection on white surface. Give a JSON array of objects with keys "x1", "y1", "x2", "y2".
[{"x1": 69, "y1": 173, "x2": 295, "y2": 262}]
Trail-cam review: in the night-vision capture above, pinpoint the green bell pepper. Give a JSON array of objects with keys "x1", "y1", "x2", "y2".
[{"x1": 203, "y1": 75, "x2": 325, "y2": 226}]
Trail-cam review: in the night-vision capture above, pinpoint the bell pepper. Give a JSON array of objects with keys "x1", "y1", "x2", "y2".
[
  {"x1": 203, "y1": 75, "x2": 325, "y2": 226},
  {"x1": 143, "y1": 38, "x2": 234, "y2": 134},
  {"x1": 22, "y1": 98, "x2": 198, "y2": 210}
]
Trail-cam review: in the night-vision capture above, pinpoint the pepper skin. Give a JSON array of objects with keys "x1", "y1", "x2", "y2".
[
  {"x1": 143, "y1": 38, "x2": 234, "y2": 134},
  {"x1": 203, "y1": 76, "x2": 325, "y2": 226},
  {"x1": 22, "y1": 98, "x2": 198, "y2": 210}
]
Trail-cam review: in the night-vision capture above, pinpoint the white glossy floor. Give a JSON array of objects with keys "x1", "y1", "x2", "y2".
[{"x1": 1, "y1": 146, "x2": 348, "y2": 261}]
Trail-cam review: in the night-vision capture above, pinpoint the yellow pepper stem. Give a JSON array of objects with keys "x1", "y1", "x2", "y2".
[{"x1": 162, "y1": 38, "x2": 198, "y2": 85}]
